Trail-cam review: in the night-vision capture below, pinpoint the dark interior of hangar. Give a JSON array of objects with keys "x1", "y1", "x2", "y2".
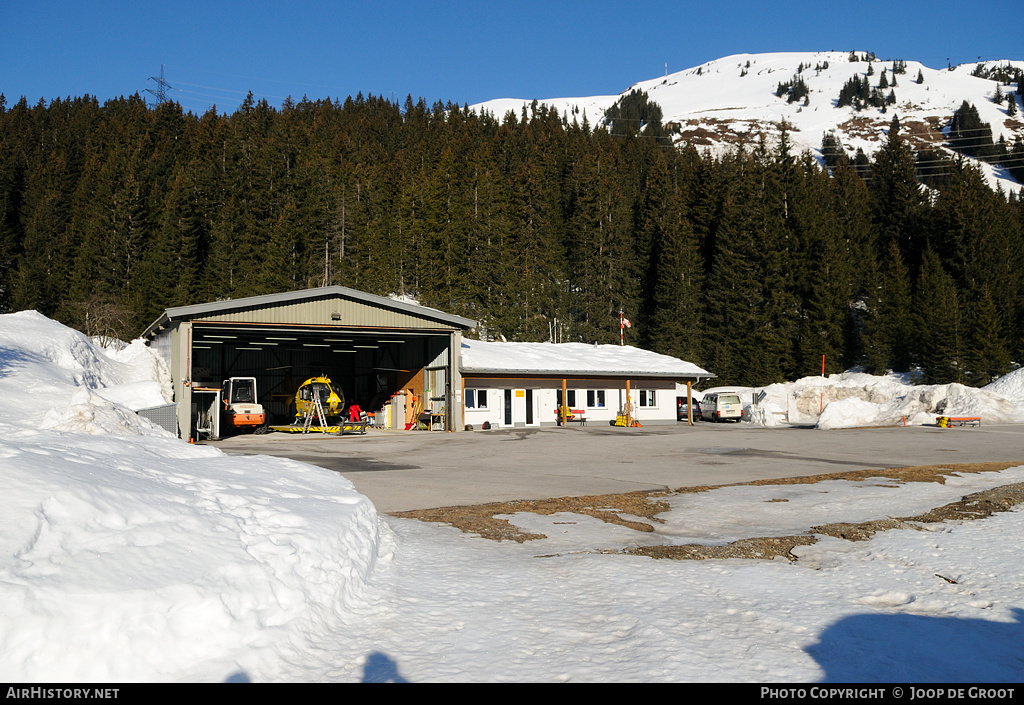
[{"x1": 189, "y1": 324, "x2": 451, "y2": 427}]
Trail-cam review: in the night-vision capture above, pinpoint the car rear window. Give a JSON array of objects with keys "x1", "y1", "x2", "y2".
[{"x1": 720, "y1": 394, "x2": 741, "y2": 404}]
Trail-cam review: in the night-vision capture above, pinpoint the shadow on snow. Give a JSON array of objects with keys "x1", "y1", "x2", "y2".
[{"x1": 808, "y1": 607, "x2": 1024, "y2": 682}]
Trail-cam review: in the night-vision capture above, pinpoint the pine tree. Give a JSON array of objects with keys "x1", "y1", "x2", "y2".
[
  {"x1": 135, "y1": 164, "x2": 200, "y2": 326},
  {"x1": 862, "y1": 242, "x2": 913, "y2": 373},
  {"x1": 258, "y1": 202, "x2": 301, "y2": 295},
  {"x1": 913, "y1": 248, "x2": 965, "y2": 384},
  {"x1": 869, "y1": 116, "x2": 926, "y2": 272},
  {"x1": 949, "y1": 101, "x2": 995, "y2": 157},
  {"x1": 931, "y1": 159, "x2": 997, "y2": 290},
  {"x1": 702, "y1": 151, "x2": 760, "y2": 384},
  {"x1": 827, "y1": 156, "x2": 874, "y2": 367},
  {"x1": 502, "y1": 126, "x2": 567, "y2": 341},
  {"x1": 967, "y1": 285, "x2": 1011, "y2": 385},
  {"x1": 0, "y1": 140, "x2": 19, "y2": 313},
  {"x1": 646, "y1": 205, "x2": 703, "y2": 362},
  {"x1": 12, "y1": 150, "x2": 77, "y2": 318},
  {"x1": 643, "y1": 151, "x2": 703, "y2": 362},
  {"x1": 821, "y1": 131, "x2": 846, "y2": 168},
  {"x1": 563, "y1": 134, "x2": 632, "y2": 344},
  {"x1": 791, "y1": 155, "x2": 852, "y2": 376}
]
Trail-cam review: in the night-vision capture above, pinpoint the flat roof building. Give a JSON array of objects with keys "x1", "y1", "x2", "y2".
[{"x1": 459, "y1": 339, "x2": 712, "y2": 428}]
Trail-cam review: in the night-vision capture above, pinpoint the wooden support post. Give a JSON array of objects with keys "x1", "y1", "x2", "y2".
[
  {"x1": 561, "y1": 378, "x2": 568, "y2": 427},
  {"x1": 625, "y1": 379, "x2": 632, "y2": 427},
  {"x1": 687, "y1": 380, "x2": 693, "y2": 426}
]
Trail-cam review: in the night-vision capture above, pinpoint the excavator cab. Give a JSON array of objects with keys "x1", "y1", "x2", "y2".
[
  {"x1": 221, "y1": 377, "x2": 266, "y2": 433},
  {"x1": 228, "y1": 378, "x2": 255, "y2": 404}
]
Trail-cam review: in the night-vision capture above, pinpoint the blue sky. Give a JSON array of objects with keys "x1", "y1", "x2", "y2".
[{"x1": 3, "y1": 0, "x2": 1021, "y2": 114}]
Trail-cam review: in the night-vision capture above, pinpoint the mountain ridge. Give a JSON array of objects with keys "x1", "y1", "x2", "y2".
[{"x1": 472, "y1": 51, "x2": 1024, "y2": 192}]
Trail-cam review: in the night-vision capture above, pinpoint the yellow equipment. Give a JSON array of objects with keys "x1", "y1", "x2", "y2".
[
  {"x1": 268, "y1": 376, "x2": 367, "y2": 435},
  {"x1": 294, "y1": 376, "x2": 345, "y2": 419},
  {"x1": 611, "y1": 396, "x2": 642, "y2": 427}
]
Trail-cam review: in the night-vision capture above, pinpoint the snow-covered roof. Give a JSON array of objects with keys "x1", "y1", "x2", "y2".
[{"x1": 459, "y1": 339, "x2": 712, "y2": 379}]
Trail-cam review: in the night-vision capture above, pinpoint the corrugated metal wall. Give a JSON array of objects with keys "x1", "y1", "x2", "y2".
[{"x1": 199, "y1": 297, "x2": 455, "y2": 330}]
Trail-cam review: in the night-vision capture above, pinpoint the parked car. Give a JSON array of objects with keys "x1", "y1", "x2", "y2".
[
  {"x1": 700, "y1": 391, "x2": 744, "y2": 422},
  {"x1": 676, "y1": 396, "x2": 702, "y2": 422}
]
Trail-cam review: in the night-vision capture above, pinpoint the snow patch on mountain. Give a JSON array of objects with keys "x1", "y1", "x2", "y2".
[{"x1": 473, "y1": 51, "x2": 1024, "y2": 193}]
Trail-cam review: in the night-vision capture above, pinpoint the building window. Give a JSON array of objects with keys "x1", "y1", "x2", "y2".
[
  {"x1": 557, "y1": 389, "x2": 577, "y2": 407},
  {"x1": 639, "y1": 390, "x2": 657, "y2": 407},
  {"x1": 587, "y1": 390, "x2": 606, "y2": 408},
  {"x1": 465, "y1": 389, "x2": 487, "y2": 409}
]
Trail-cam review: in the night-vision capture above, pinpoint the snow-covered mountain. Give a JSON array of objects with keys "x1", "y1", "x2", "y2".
[{"x1": 473, "y1": 51, "x2": 1024, "y2": 192}]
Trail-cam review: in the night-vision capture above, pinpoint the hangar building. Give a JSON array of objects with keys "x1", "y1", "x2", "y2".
[{"x1": 143, "y1": 286, "x2": 476, "y2": 441}]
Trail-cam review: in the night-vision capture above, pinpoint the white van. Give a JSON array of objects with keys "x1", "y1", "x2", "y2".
[{"x1": 700, "y1": 391, "x2": 744, "y2": 422}]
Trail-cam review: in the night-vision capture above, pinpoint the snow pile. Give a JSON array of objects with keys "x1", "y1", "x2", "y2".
[
  {"x1": 984, "y1": 367, "x2": 1024, "y2": 403},
  {"x1": 40, "y1": 386, "x2": 169, "y2": 436},
  {"x1": 742, "y1": 371, "x2": 1024, "y2": 429},
  {"x1": 0, "y1": 311, "x2": 171, "y2": 431},
  {"x1": 98, "y1": 337, "x2": 175, "y2": 410},
  {"x1": 0, "y1": 312, "x2": 387, "y2": 681}
]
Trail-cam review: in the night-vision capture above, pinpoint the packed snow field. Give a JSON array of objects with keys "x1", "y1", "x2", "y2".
[{"x1": 1, "y1": 311, "x2": 1022, "y2": 682}]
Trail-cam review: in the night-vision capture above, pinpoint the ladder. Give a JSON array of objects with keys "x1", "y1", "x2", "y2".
[{"x1": 302, "y1": 392, "x2": 329, "y2": 434}]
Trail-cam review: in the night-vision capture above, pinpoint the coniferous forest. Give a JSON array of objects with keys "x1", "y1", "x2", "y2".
[{"x1": 1, "y1": 91, "x2": 1023, "y2": 388}]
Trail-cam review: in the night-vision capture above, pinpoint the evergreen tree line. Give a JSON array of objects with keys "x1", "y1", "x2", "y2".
[
  {"x1": 1, "y1": 92, "x2": 1023, "y2": 388},
  {"x1": 948, "y1": 101, "x2": 1024, "y2": 183},
  {"x1": 836, "y1": 74, "x2": 895, "y2": 110}
]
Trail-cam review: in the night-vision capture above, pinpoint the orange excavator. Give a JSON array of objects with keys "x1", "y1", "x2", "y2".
[{"x1": 221, "y1": 377, "x2": 267, "y2": 433}]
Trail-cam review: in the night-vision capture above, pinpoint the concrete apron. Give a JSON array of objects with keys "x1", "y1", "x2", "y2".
[{"x1": 211, "y1": 423, "x2": 1024, "y2": 514}]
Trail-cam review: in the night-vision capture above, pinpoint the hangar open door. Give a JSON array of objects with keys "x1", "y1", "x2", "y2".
[
  {"x1": 143, "y1": 286, "x2": 475, "y2": 440},
  {"x1": 185, "y1": 325, "x2": 457, "y2": 438}
]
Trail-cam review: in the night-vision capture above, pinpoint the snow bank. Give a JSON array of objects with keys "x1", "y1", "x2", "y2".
[
  {"x1": 743, "y1": 371, "x2": 1024, "y2": 429},
  {"x1": 984, "y1": 367, "x2": 1024, "y2": 403},
  {"x1": 98, "y1": 337, "x2": 174, "y2": 409},
  {"x1": 0, "y1": 312, "x2": 387, "y2": 681},
  {"x1": 40, "y1": 386, "x2": 169, "y2": 436},
  {"x1": 0, "y1": 311, "x2": 172, "y2": 430}
]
